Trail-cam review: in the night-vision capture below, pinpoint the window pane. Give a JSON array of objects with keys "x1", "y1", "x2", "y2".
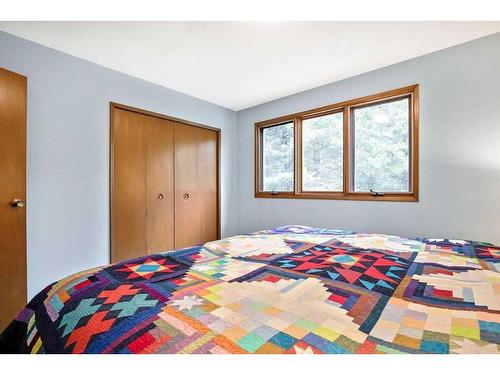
[
  {"x1": 302, "y1": 112, "x2": 343, "y2": 191},
  {"x1": 353, "y1": 97, "x2": 410, "y2": 192},
  {"x1": 262, "y1": 122, "x2": 294, "y2": 191}
]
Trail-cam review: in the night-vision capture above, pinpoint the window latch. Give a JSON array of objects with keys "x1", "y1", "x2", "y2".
[
  {"x1": 369, "y1": 189, "x2": 385, "y2": 197},
  {"x1": 271, "y1": 190, "x2": 279, "y2": 196}
]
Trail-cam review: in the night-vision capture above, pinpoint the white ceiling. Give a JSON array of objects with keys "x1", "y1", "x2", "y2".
[{"x1": 1, "y1": 21, "x2": 500, "y2": 110}]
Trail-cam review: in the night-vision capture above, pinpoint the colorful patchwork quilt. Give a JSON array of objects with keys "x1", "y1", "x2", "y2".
[{"x1": 1, "y1": 225, "x2": 499, "y2": 354}]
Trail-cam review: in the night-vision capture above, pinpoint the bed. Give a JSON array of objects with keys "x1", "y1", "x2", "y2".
[{"x1": 1, "y1": 225, "x2": 498, "y2": 354}]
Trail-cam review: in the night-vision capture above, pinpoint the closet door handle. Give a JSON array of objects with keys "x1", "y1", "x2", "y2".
[
  {"x1": 157, "y1": 193, "x2": 164, "y2": 200},
  {"x1": 183, "y1": 193, "x2": 190, "y2": 200}
]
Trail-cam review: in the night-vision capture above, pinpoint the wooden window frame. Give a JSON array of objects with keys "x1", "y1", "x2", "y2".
[
  {"x1": 254, "y1": 84, "x2": 419, "y2": 202},
  {"x1": 254, "y1": 120, "x2": 296, "y2": 199}
]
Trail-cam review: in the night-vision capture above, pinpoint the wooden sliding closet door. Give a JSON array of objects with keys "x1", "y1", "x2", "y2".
[
  {"x1": 197, "y1": 128, "x2": 218, "y2": 244},
  {"x1": 174, "y1": 124, "x2": 200, "y2": 248},
  {"x1": 111, "y1": 103, "x2": 219, "y2": 262},
  {"x1": 111, "y1": 108, "x2": 174, "y2": 262},
  {"x1": 145, "y1": 118, "x2": 175, "y2": 253},
  {"x1": 174, "y1": 123, "x2": 218, "y2": 248},
  {"x1": 112, "y1": 109, "x2": 146, "y2": 262}
]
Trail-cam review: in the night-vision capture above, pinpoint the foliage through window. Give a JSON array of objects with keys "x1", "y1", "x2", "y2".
[
  {"x1": 353, "y1": 98, "x2": 410, "y2": 192},
  {"x1": 302, "y1": 112, "x2": 343, "y2": 192},
  {"x1": 261, "y1": 122, "x2": 294, "y2": 192},
  {"x1": 255, "y1": 85, "x2": 418, "y2": 201}
]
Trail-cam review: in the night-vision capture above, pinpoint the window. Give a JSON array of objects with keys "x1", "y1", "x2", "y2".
[
  {"x1": 255, "y1": 85, "x2": 419, "y2": 201},
  {"x1": 352, "y1": 97, "x2": 410, "y2": 193},
  {"x1": 302, "y1": 112, "x2": 343, "y2": 192},
  {"x1": 261, "y1": 122, "x2": 294, "y2": 192}
]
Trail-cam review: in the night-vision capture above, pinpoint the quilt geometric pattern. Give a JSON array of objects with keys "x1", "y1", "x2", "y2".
[
  {"x1": 1, "y1": 225, "x2": 498, "y2": 354},
  {"x1": 268, "y1": 245, "x2": 414, "y2": 296}
]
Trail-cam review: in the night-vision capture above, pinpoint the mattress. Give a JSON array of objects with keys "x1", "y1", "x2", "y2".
[{"x1": 1, "y1": 225, "x2": 498, "y2": 354}]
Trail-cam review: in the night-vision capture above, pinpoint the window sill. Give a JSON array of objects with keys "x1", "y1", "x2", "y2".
[{"x1": 255, "y1": 191, "x2": 418, "y2": 202}]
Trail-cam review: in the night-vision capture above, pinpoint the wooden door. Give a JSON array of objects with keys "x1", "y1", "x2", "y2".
[
  {"x1": 111, "y1": 108, "x2": 146, "y2": 262},
  {"x1": 145, "y1": 118, "x2": 174, "y2": 254},
  {"x1": 174, "y1": 123, "x2": 218, "y2": 248},
  {"x1": 174, "y1": 124, "x2": 200, "y2": 248},
  {"x1": 0, "y1": 67, "x2": 27, "y2": 331},
  {"x1": 197, "y1": 128, "x2": 218, "y2": 244},
  {"x1": 111, "y1": 108, "x2": 174, "y2": 262}
]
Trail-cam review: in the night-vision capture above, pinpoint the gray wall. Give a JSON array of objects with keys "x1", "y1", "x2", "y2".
[
  {"x1": 0, "y1": 31, "x2": 239, "y2": 299},
  {"x1": 236, "y1": 32, "x2": 500, "y2": 245}
]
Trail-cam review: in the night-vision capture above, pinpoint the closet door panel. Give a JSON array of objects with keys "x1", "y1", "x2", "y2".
[
  {"x1": 112, "y1": 109, "x2": 146, "y2": 262},
  {"x1": 146, "y1": 118, "x2": 174, "y2": 253},
  {"x1": 174, "y1": 123, "x2": 201, "y2": 248},
  {"x1": 112, "y1": 105, "x2": 219, "y2": 262},
  {"x1": 197, "y1": 128, "x2": 218, "y2": 244}
]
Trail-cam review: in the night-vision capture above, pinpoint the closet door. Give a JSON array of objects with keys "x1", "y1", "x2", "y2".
[
  {"x1": 174, "y1": 123, "x2": 218, "y2": 248},
  {"x1": 112, "y1": 109, "x2": 147, "y2": 262},
  {"x1": 145, "y1": 118, "x2": 175, "y2": 253},
  {"x1": 174, "y1": 123, "x2": 201, "y2": 248},
  {"x1": 197, "y1": 128, "x2": 218, "y2": 244},
  {"x1": 111, "y1": 108, "x2": 174, "y2": 262}
]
